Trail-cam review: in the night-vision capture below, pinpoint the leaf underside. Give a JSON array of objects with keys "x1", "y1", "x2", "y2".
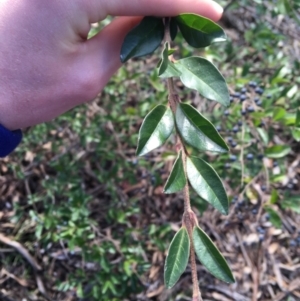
[
  {"x1": 186, "y1": 156, "x2": 229, "y2": 215},
  {"x1": 164, "y1": 227, "x2": 190, "y2": 288},
  {"x1": 120, "y1": 16, "x2": 165, "y2": 63},
  {"x1": 174, "y1": 57, "x2": 230, "y2": 106},
  {"x1": 164, "y1": 150, "x2": 187, "y2": 194},
  {"x1": 175, "y1": 103, "x2": 228, "y2": 153},
  {"x1": 193, "y1": 226, "x2": 235, "y2": 283},
  {"x1": 136, "y1": 105, "x2": 174, "y2": 156}
]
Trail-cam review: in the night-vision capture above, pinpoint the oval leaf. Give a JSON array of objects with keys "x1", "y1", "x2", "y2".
[
  {"x1": 120, "y1": 17, "x2": 165, "y2": 63},
  {"x1": 164, "y1": 227, "x2": 190, "y2": 288},
  {"x1": 174, "y1": 57, "x2": 230, "y2": 106},
  {"x1": 193, "y1": 226, "x2": 235, "y2": 283},
  {"x1": 164, "y1": 151, "x2": 187, "y2": 194},
  {"x1": 175, "y1": 103, "x2": 228, "y2": 153},
  {"x1": 175, "y1": 13, "x2": 226, "y2": 48},
  {"x1": 265, "y1": 145, "x2": 291, "y2": 158},
  {"x1": 136, "y1": 105, "x2": 174, "y2": 156},
  {"x1": 186, "y1": 156, "x2": 229, "y2": 215}
]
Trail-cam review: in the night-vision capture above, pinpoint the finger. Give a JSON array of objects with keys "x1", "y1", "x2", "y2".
[
  {"x1": 85, "y1": 0, "x2": 223, "y2": 23},
  {"x1": 78, "y1": 17, "x2": 141, "y2": 100}
]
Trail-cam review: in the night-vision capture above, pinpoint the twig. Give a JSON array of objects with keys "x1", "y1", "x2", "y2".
[
  {"x1": 164, "y1": 16, "x2": 202, "y2": 301},
  {"x1": 0, "y1": 233, "x2": 54, "y2": 301}
]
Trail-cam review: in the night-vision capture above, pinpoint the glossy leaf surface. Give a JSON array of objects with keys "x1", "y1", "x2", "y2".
[
  {"x1": 175, "y1": 13, "x2": 226, "y2": 48},
  {"x1": 265, "y1": 145, "x2": 291, "y2": 158},
  {"x1": 164, "y1": 151, "x2": 187, "y2": 194},
  {"x1": 136, "y1": 105, "x2": 174, "y2": 156},
  {"x1": 174, "y1": 57, "x2": 230, "y2": 106},
  {"x1": 164, "y1": 227, "x2": 190, "y2": 288},
  {"x1": 186, "y1": 156, "x2": 228, "y2": 215},
  {"x1": 120, "y1": 17, "x2": 164, "y2": 63},
  {"x1": 193, "y1": 226, "x2": 235, "y2": 283},
  {"x1": 175, "y1": 103, "x2": 228, "y2": 153}
]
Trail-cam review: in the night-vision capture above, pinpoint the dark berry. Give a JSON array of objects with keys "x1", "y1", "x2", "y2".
[
  {"x1": 255, "y1": 87, "x2": 264, "y2": 95},
  {"x1": 232, "y1": 92, "x2": 241, "y2": 98},
  {"x1": 287, "y1": 183, "x2": 294, "y2": 190},
  {"x1": 216, "y1": 125, "x2": 222, "y2": 132},
  {"x1": 229, "y1": 154, "x2": 237, "y2": 162},
  {"x1": 267, "y1": 94, "x2": 271, "y2": 99},
  {"x1": 225, "y1": 162, "x2": 231, "y2": 169},
  {"x1": 241, "y1": 87, "x2": 247, "y2": 94},
  {"x1": 257, "y1": 226, "x2": 265, "y2": 234},
  {"x1": 230, "y1": 96, "x2": 234, "y2": 103},
  {"x1": 241, "y1": 109, "x2": 247, "y2": 116},
  {"x1": 239, "y1": 94, "x2": 247, "y2": 102},
  {"x1": 273, "y1": 161, "x2": 278, "y2": 167},
  {"x1": 227, "y1": 136, "x2": 233, "y2": 143},
  {"x1": 247, "y1": 106, "x2": 255, "y2": 113},
  {"x1": 256, "y1": 100, "x2": 263, "y2": 107},
  {"x1": 232, "y1": 125, "x2": 239, "y2": 133},
  {"x1": 290, "y1": 240, "x2": 297, "y2": 247},
  {"x1": 246, "y1": 153, "x2": 254, "y2": 160},
  {"x1": 237, "y1": 120, "x2": 243, "y2": 126},
  {"x1": 252, "y1": 208, "x2": 258, "y2": 215},
  {"x1": 224, "y1": 110, "x2": 230, "y2": 116},
  {"x1": 258, "y1": 121, "x2": 265, "y2": 127},
  {"x1": 237, "y1": 199, "x2": 245, "y2": 208},
  {"x1": 231, "y1": 196, "x2": 238, "y2": 204},
  {"x1": 261, "y1": 185, "x2": 267, "y2": 191},
  {"x1": 254, "y1": 97, "x2": 260, "y2": 103},
  {"x1": 230, "y1": 141, "x2": 237, "y2": 148},
  {"x1": 249, "y1": 81, "x2": 258, "y2": 88},
  {"x1": 257, "y1": 154, "x2": 264, "y2": 160}
]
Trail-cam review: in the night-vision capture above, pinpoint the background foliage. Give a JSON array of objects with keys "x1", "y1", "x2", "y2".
[{"x1": 0, "y1": 1, "x2": 299, "y2": 300}]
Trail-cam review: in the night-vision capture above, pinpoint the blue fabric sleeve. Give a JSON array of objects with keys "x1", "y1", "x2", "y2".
[{"x1": 0, "y1": 124, "x2": 23, "y2": 157}]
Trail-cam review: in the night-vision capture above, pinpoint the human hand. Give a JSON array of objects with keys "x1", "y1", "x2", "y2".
[{"x1": 0, "y1": 0, "x2": 223, "y2": 130}]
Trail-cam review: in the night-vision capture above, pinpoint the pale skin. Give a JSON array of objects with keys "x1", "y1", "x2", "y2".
[{"x1": 0, "y1": 0, "x2": 223, "y2": 131}]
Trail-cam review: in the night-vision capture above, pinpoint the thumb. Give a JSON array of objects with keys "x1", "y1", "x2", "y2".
[{"x1": 82, "y1": 17, "x2": 142, "y2": 97}]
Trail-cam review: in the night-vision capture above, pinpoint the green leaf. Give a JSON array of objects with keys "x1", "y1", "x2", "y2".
[
  {"x1": 175, "y1": 103, "x2": 228, "y2": 153},
  {"x1": 265, "y1": 206, "x2": 282, "y2": 228},
  {"x1": 265, "y1": 145, "x2": 291, "y2": 159},
  {"x1": 270, "y1": 189, "x2": 279, "y2": 204},
  {"x1": 273, "y1": 107, "x2": 286, "y2": 121},
  {"x1": 159, "y1": 60, "x2": 181, "y2": 78},
  {"x1": 136, "y1": 105, "x2": 174, "y2": 156},
  {"x1": 164, "y1": 227, "x2": 190, "y2": 288},
  {"x1": 193, "y1": 226, "x2": 235, "y2": 283},
  {"x1": 292, "y1": 128, "x2": 300, "y2": 142},
  {"x1": 158, "y1": 42, "x2": 170, "y2": 76},
  {"x1": 164, "y1": 151, "x2": 187, "y2": 194},
  {"x1": 120, "y1": 17, "x2": 164, "y2": 63},
  {"x1": 281, "y1": 197, "x2": 300, "y2": 214},
  {"x1": 175, "y1": 13, "x2": 226, "y2": 48},
  {"x1": 186, "y1": 156, "x2": 229, "y2": 215},
  {"x1": 296, "y1": 109, "x2": 300, "y2": 127},
  {"x1": 257, "y1": 128, "x2": 269, "y2": 145},
  {"x1": 174, "y1": 57, "x2": 230, "y2": 106},
  {"x1": 170, "y1": 17, "x2": 178, "y2": 41}
]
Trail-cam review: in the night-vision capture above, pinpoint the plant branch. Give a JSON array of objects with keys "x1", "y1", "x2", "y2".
[{"x1": 164, "y1": 17, "x2": 201, "y2": 300}]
